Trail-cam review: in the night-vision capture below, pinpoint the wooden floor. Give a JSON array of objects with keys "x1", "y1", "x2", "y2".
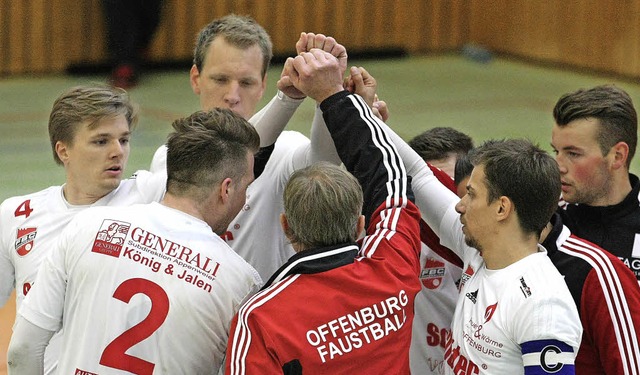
[
  {"x1": 1, "y1": 53, "x2": 640, "y2": 372},
  {"x1": 0, "y1": 292, "x2": 14, "y2": 374}
]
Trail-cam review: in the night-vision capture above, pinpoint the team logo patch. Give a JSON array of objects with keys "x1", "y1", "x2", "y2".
[
  {"x1": 92, "y1": 220, "x2": 131, "y2": 258},
  {"x1": 15, "y1": 227, "x2": 37, "y2": 256},
  {"x1": 75, "y1": 368, "x2": 98, "y2": 375},
  {"x1": 420, "y1": 258, "x2": 446, "y2": 289},
  {"x1": 459, "y1": 264, "x2": 475, "y2": 291}
]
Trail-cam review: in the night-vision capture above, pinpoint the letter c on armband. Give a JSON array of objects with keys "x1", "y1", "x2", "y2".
[{"x1": 540, "y1": 345, "x2": 563, "y2": 373}]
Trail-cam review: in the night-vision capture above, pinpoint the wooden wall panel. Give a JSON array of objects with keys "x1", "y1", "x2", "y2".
[
  {"x1": 0, "y1": 0, "x2": 466, "y2": 75},
  {"x1": 468, "y1": 0, "x2": 640, "y2": 78},
  {"x1": 6, "y1": 1, "x2": 25, "y2": 75},
  {"x1": 14, "y1": 0, "x2": 640, "y2": 78}
]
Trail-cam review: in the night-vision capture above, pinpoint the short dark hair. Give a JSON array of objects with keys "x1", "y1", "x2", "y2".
[
  {"x1": 454, "y1": 152, "x2": 474, "y2": 187},
  {"x1": 472, "y1": 139, "x2": 561, "y2": 236},
  {"x1": 553, "y1": 84, "x2": 637, "y2": 167},
  {"x1": 166, "y1": 109, "x2": 260, "y2": 200},
  {"x1": 408, "y1": 127, "x2": 473, "y2": 162},
  {"x1": 193, "y1": 14, "x2": 273, "y2": 78}
]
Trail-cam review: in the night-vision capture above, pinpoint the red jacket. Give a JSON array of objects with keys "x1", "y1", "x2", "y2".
[{"x1": 543, "y1": 213, "x2": 640, "y2": 374}]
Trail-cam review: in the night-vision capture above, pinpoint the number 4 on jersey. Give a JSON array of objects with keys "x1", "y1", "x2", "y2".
[{"x1": 14, "y1": 199, "x2": 33, "y2": 218}]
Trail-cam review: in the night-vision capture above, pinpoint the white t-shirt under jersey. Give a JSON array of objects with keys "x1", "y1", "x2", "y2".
[{"x1": 19, "y1": 202, "x2": 261, "y2": 374}]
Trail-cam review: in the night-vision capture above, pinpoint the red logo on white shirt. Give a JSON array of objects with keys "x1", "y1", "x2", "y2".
[
  {"x1": 75, "y1": 368, "x2": 98, "y2": 375},
  {"x1": 459, "y1": 265, "x2": 475, "y2": 291},
  {"x1": 484, "y1": 302, "x2": 498, "y2": 323},
  {"x1": 92, "y1": 220, "x2": 130, "y2": 258},
  {"x1": 15, "y1": 227, "x2": 37, "y2": 256}
]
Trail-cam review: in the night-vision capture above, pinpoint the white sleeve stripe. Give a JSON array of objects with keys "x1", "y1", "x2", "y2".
[
  {"x1": 361, "y1": 208, "x2": 404, "y2": 258},
  {"x1": 522, "y1": 351, "x2": 575, "y2": 366},
  {"x1": 346, "y1": 95, "x2": 408, "y2": 210},
  {"x1": 345, "y1": 94, "x2": 408, "y2": 262},
  {"x1": 562, "y1": 237, "x2": 640, "y2": 375},
  {"x1": 229, "y1": 274, "x2": 301, "y2": 375}
]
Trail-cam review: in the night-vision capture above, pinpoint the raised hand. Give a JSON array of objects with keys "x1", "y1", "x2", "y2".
[
  {"x1": 346, "y1": 66, "x2": 389, "y2": 121},
  {"x1": 296, "y1": 32, "x2": 348, "y2": 76},
  {"x1": 287, "y1": 49, "x2": 345, "y2": 103}
]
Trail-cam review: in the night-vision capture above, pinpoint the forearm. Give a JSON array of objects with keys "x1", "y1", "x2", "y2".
[
  {"x1": 249, "y1": 91, "x2": 304, "y2": 147},
  {"x1": 309, "y1": 105, "x2": 341, "y2": 165},
  {"x1": 377, "y1": 120, "x2": 459, "y2": 231},
  {"x1": 7, "y1": 316, "x2": 54, "y2": 375},
  {"x1": 376, "y1": 119, "x2": 467, "y2": 257}
]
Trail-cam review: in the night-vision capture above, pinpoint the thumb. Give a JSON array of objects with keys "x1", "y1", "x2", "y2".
[{"x1": 350, "y1": 66, "x2": 364, "y2": 91}]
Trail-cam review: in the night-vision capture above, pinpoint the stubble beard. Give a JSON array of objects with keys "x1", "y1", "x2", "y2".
[{"x1": 464, "y1": 234, "x2": 483, "y2": 254}]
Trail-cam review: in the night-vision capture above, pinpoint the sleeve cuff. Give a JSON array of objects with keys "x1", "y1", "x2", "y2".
[
  {"x1": 319, "y1": 90, "x2": 350, "y2": 112},
  {"x1": 276, "y1": 90, "x2": 305, "y2": 106}
]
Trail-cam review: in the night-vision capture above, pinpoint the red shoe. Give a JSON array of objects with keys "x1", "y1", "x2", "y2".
[{"x1": 110, "y1": 64, "x2": 138, "y2": 89}]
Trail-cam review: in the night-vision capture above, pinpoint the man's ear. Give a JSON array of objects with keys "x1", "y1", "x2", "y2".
[
  {"x1": 190, "y1": 65, "x2": 201, "y2": 95},
  {"x1": 259, "y1": 72, "x2": 268, "y2": 98},
  {"x1": 55, "y1": 141, "x2": 69, "y2": 165},
  {"x1": 356, "y1": 215, "x2": 365, "y2": 239},
  {"x1": 280, "y1": 213, "x2": 295, "y2": 241},
  {"x1": 610, "y1": 141, "x2": 630, "y2": 170},
  {"x1": 219, "y1": 178, "x2": 232, "y2": 204},
  {"x1": 495, "y1": 196, "x2": 513, "y2": 222}
]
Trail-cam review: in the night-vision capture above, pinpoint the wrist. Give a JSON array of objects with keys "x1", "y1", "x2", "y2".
[{"x1": 277, "y1": 90, "x2": 306, "y2": 103}]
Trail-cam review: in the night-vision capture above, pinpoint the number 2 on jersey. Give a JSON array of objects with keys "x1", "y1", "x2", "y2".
[
  {"x1": 100, "y1": 278, "x2": 170, "y2": 375},
  {"x1": 14, "y1": 199, "x2": 33, "y2": 218}
]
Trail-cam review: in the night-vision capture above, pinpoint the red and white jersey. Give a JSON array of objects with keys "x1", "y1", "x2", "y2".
[
  {"x1": 0, "y1": 170, "x2": 165, "y2": 310},
  {"x1": 410, "y1": 165, "x2": 463, "y2": 375},
  {"x1": 543, "y1": 215, "x2": 640, "y2": 374},
  {"x1": 19, "y1": 202, "x2": 261, "y2": 374},
  {"x1": 411, "y1": 247, "x2": 462, "y2": 375}
]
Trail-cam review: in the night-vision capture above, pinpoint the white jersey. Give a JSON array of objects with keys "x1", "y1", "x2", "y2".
[
  {"x1": 0, "y1": 170, "x2": 166, "y2": 374},
  {"x1": 411, "y1": 243, "x2": 462, "y2": 375},
  {"x1": 410, "y1": 174, "x2": 582, "y2": 374},
  {"x1": 0, "y1": 170, "x2": 165, "y2": 309},
  {"x1": 377, "y1": 121, "x2": 582, "y2": 374},
  {"x1": 19, "y1": 202, "x2": 261, "y2": 374},
  {"x1": 446, "y1": 249, "x2": 580, "y2": 374}
]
